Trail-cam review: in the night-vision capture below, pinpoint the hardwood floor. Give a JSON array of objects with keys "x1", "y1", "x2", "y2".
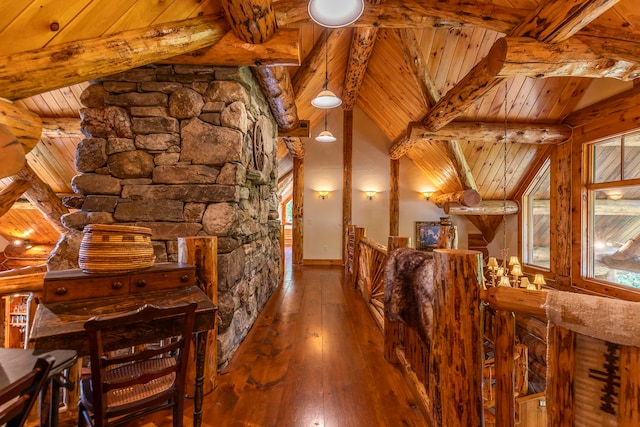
[{"x1": 105, "y1": 250, "x2": 426, "y2": 426}]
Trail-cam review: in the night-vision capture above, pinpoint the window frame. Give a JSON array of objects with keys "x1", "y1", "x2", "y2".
[{"x1": 572, "y1": 131, "x2": 640, "y2": 300}]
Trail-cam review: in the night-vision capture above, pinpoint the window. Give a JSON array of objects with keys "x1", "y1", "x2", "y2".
[
  {"x1": 522, "y1": 159, "x2": 550, "y2": 268},
  {"x1": 587, "y1": 131, "x2": 640, "y2": 289},
  {"x1": 285, "y1": 199, "x2": 293, "y2": 223}
]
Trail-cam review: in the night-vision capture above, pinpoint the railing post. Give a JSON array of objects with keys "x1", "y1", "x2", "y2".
[
  {"x1": 495, "y1": 310, "x2": 515, "y2": 426},
  {"x1": 384, "y1": 236, "x2": 409, "y2": 364},
  {"x1": 352, "y1": 227, "x2": 366, "y2": 288},
  {"x1": 178, "y1": 236, "x2": 218, "y2": 395},
  {"x1": 430, "y1": 249, "x2": 484, "y2": 426}
]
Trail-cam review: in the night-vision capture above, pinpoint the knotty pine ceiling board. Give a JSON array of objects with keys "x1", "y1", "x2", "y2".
[
  {"x1": 357, "y1": 29, "x2": 426, "y2": 143},
  {"x1": 0, "y1": 208, "x2": 61, "y2": 245},
  {"x1": 406, "y1": 141, "x2": 465, "y2": 194},
  {"x1": 26, "y1": 137, "x2": 78, "y2": 194}
]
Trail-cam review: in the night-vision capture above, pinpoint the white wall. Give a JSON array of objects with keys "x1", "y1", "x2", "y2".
[{"x1": 302, "y1": 106, "x2": 487, "y2": 260}]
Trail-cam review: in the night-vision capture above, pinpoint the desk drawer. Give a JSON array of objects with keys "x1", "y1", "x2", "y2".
[
  {"x1": 129, "y1": 268, "x2": 195, "y2": 293},
  {"x1": 43, "y1": 275, "x2": 130, "y2": 303}
]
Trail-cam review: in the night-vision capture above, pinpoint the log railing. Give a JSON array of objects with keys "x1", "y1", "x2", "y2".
[{"x1": 356, "y1": 235, "x2": 387, "y2": 329}]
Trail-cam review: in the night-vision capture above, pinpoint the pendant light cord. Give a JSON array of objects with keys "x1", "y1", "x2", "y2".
[
  {"x1": 323, "y1": 29, "x2": 329, "y2": 90},
  {"x1": 503, "y1": 81, "x2": 508, "y2": 264}
]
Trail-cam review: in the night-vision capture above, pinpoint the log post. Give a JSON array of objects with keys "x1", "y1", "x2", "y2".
[
  {"x1": 430, "y1": 189, "x2": 481, "y2": 207},
  {"x1": 494, "y1": 310, "x2": 516, "y2": 427},
  {"x1": 292, "y1": 156, "x2": 304, "y2": 265},
  {"x1": 389, "y1": 159, "x2": 400, "y2": 236},
  {"x1": 178, "y1": 236, "x2": 218, "y2": 396},
  {"x1": 546, "y1": 325, "x2": 575, "y2": 427},
  {"x1": 384, "y1": 236, "x2": 409, "y2": 364},
  {"x1": 430, "y1": 249, "x2": 484, "y2": 426},
  {"x1": 343, "y1": 109, "x2": 353, "y2": 265},
  {"x1": 437, "y1": 216, "x2": 457, "y2": 249},
  {"x1": 619, "y1": 346, "x2": 640, "y2": 426}
]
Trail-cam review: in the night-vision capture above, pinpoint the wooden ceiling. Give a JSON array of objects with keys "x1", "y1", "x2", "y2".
[{"x1": 0, "y1": 0, "x2": 639, "y2": 246}]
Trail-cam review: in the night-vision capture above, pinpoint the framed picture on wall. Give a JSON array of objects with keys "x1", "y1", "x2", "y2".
[{"x1": 415, "y1": 221, "x2": 440, "y2": 251}]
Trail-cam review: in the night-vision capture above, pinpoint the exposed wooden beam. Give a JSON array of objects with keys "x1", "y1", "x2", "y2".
[
  {"x1": 420, "y1": 0, "x2": 623, "y2": 133},
  {"x1": 444, "y1": 200, "x2": 519, "y2": 215},
  {"x1": 41, "y1": 117, "x2": 83, "y2": 138},
  {"x1": 510, "y1": 0, "x2": 622, "y2": 43},
  {"x1": 489, "y1": 37, "x2": 640, "y2": 81},
  {"x1": 409, "y1": 121, "x2": 573, "y2": 145},
  {"x1": 163, "y1": 28, "x2": 301, "y2": 66},
  {"x1": 342, "y1": 27, "x2": 379, "y2": 111},
  {"x1": 563, "y1": 85, "x2": 640, "y2": 128},
  {"x1": 577, "y1": 24, "x2": 640, "y2": 65},
  {"x1": 0, "y1": 15, "x2": 229, "y2": 101},
  {"x1": 0, "y1": 179, "x2": 31, "y2": 218},
  {"x1": 274, "y1": 0, "x2": 524, "y2": 33},
  {"x1": 0, "y1": 99, "x2": 42, "y2": 153},
  {"x1": 278, "y1": 120, "x2": 310, "y2": 138},
  {"x1": 395, "y1": 28, "x2": 438, "y2": 108},
  {"x1": 430, "y1": 190, "x2": 481, "y2": 208},
  {"x1": 0, "y1": 125, "x2": 25, "y2": 179},
  {"x1": 292, "y1": 29, "x2": 328, "y2": 95},
  {"x1": 221, "y1": 0, "x2": 302, "y2": 157},
  {"x1": 279, "y1": 136, "x2": 305, "y2": 159}
]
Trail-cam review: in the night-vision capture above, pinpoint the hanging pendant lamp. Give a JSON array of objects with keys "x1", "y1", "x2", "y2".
[
  {"x1": 311, "y1": 30, "x2": 342, "y2": 109},
  {"x1": 316, "y1": 110, "x2": 336, "y2": 143},
  {"x1": 308, "y1": 0, "x2": 365, "y2": 28}
]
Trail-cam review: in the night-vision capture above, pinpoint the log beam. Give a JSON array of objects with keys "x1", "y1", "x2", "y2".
[
  {"x1": 0, "y1": 99, "x2": 42, "y2": 154},
  {"x1": 279, "y1": 136, "x2": 304, "y2": 159},
  {"x1": 420, "y1": 0, "x2": 623, "y2": 133},
  {"x1": 164, "y1": 28, "x2": 300, "y2": 66},
  {"x1": 13, "y1": 164, "x2": 69, "y2": 234},
  {"x1": 278, "y1": 120, "x2": 310, "y2": 138},
  {"x1": 395, "y1": 28, "x2": 438, "y2": 108},
  {"x1": 0, "y1": 15, "x2": 230, "y2": 101},
  {"x1": 444, "y1": 200, "x2": 519, "y2": 215},
  {"x1": 41, "y1": 117, "x2": 83, "y2": 138},
  {"x1": 342, "y1": 27, "x2": 379, "y2": 111},
  {"x1": 0, "y1": 125, "x2": 25, "y2": 179},
  {"x1": 410, "y1": 121, "x2": 572, "y2": 145},
  {"x1": 429, "y1": 190, "x2": 481, "y2": 208},
  {"x1": 0, "y1": 179, "x2": 31, "y2": 218},
  {"x1": 292, "y1": 29, "x2": 346, "y2": 97}
]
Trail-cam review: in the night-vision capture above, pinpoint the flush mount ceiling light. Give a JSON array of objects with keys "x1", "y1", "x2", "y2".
[
  {"x1": 308, "y1": 0, "x2": 365, "y2": 28},
  {"x1": 311, "y1": 30, "x2": 342, "y2": 109}
]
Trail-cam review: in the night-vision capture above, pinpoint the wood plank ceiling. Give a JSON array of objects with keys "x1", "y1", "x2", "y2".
[{"x1": 0, "y1": 0, "x2": 638, "y2": 246}]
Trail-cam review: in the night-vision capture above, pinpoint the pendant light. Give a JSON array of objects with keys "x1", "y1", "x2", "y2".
[
  {"x1": 311, "y1": 30, "x2": 342, "y2": 109},
  {"x1": 316, "y1": 110, "x2": 336, "y2": 143},
  {"x1": 308, "y1": 0, "x2": 364, "y2": 28}
]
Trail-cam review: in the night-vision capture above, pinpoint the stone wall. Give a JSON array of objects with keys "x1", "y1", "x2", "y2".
[{"x1": 52, "y1": 65, "x2": 281, "y2": 367}]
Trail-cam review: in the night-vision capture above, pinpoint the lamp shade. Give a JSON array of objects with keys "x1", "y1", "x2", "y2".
[
  {"x1": 311, "y1": 90, "x2": 342, "y2": 108},
  {"x1": 308, "y1": 0, "x2": 365, "y2": 28},
  {"x1": 316, "y1": 130, "x2": 336, "y2": 143}
]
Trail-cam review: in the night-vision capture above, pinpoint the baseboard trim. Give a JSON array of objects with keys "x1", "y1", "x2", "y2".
[{"x1": 302, "y1": 259, "x2": 343, "y2": 266}]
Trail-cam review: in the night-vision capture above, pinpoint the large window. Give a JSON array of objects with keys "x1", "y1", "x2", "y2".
[
  {"x1": 587, "y1": 132, "x2": 640, "y2": 289},
  {"x1": 522, "y1": 159, "x2": 551, "y2": 268}
]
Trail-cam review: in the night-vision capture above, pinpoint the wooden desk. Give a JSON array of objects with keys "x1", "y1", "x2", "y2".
[
  {"x1": 0, "y1": 348, "x2": 77, "y2": 426},
  {"x1": 29, "y1": 283, "x2": 217, "y2": 427}
]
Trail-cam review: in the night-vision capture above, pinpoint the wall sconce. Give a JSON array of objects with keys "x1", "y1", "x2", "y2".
[
  {"x1": 607, "y1": 192, "x2": 623, "y2": 200},
  {"x1": 422, "y1": 191, "x2": 433, "y2": 200},
  {"x1": 317, "y1": 191, "x2": 330, "y2": 200},
  {"x1": 365, "y1": 191, "x2": 377, "y2": 200}
]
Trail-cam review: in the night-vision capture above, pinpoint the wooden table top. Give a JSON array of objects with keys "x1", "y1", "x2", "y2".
[
  {"x1": 0, "y1": 348, "x2": 77, "y2": 390},
  {"x1": 29, "y1": 285, "x2": 217, "y2": 357}
]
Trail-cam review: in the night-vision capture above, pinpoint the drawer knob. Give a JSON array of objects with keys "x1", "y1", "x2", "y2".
[
  {"x1": 136, "y1": 279, "x2": 147, "y2": 288},
  {"x1": 112, "y1": 281, "x2": 123, "y2": 290},
  {"x1": 181, "y1": 274, "x2": 190, "y2": 283},
  {"x1": 55, "y1": 287, "x2": 67, "y2": 295}
]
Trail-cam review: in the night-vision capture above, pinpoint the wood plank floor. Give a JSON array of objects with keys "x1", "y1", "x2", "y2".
[{"x1": 99, "y1": 251, "x2": 427, "y2": 426}]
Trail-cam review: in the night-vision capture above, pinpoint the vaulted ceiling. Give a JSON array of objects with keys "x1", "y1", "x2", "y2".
[{"x1": 0, "y1": 0, "x2": 638, "y2": 247}]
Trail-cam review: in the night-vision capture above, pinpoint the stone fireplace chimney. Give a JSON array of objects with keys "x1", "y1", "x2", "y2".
[{"x1": 51, "y1": 65, "x2": 281, "y2": 366}]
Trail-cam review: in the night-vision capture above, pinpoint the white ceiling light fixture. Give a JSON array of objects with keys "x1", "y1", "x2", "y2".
[
  {"x1": 311, "y1": 30, "x2": 342, "y2": 109},
  {"x1": 308, "y1": 0, "x2": 365, "y2": 28},
  {"x1": 316, "y1": 110, "x2": 337, "y2": 143}
]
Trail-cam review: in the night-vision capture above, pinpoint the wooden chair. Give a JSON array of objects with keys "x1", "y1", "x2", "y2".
[
  {"x1": 78, "y1": 303, "x2": 197, "y2": 427},
  {"x1": 0, "y1": 354, "x2": 55, "y2": 427}
]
